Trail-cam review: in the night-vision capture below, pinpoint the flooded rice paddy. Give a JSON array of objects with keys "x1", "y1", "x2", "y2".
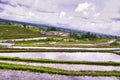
[
  {"x1": 0, "y1": 69, "x2": 119, "y2": 80},
  {"x1": 0, "y1": 52, "x2": 120, "y2": 79},
  {"x1": 0, "y1": 52, "x2": 120, "y2": 62}
]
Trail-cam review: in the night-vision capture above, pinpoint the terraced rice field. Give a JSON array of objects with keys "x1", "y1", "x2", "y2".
[
  {"x1": 0, "y1": 69, "x2": 120, "y2": 80},
  {"x1": 0, "y1": 52, "x2": 120, "y2": 79},
  {"x1": 0, "y1": 52, "x2": 120, "y2": 62},
  {"x1": 0, "y1": 24, "x2": 41, "y2": 39},
  {"x1": 0, "y1": 60, "x2": 120, "y2": 71}
]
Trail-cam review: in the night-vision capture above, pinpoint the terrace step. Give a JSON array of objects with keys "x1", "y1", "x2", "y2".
[{"x1": 0, "y1": 60, "x2": 120, "y2": 71}]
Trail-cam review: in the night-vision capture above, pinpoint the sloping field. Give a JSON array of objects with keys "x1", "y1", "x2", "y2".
[{"x1": 0, "y1": 24, "x2": 41, "y2": 39}]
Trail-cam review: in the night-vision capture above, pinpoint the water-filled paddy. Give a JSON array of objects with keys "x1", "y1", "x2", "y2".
[
  {"x1": 0, "y1": 69, "x2": 119, "y2": 80},
  {"x1": 0, "y1": 52, "x2": 120, "y2": 62}
]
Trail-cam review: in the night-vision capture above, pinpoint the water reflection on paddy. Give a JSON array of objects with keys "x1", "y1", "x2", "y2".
[
  {"x1": 0, "y1": 52, "x2": 120, "y2": 62},
  {"x1": 0, "y1": 69, "x2": 119, "y2": 80}
]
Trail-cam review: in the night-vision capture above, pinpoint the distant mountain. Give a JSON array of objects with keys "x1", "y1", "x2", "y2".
[{"x1": 0, "y1": 18, "x2": 119, "y2": 37}]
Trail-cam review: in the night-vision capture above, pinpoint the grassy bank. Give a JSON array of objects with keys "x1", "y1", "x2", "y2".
[
  {"x1": 0, "y1": 62, "x2": 120, "y2": 76},
  {"x1": 14, "y1": 44, "x2": 120, "y2": 48},
  {"x1": 0, "y1": 48, "x2": 118, "y2": 53},
  {"x1": 14, "y1": 42, "x2": 120, "y2": 48},
  {"x1": 14, "y1": 36, "x2": 120, "y2": 48},
  {"x1": 0, "y1": 56, "x2": 120, "y2": 66},
  {"x1": 14, "y1": 40, "x2": 115, "y2": 48}
]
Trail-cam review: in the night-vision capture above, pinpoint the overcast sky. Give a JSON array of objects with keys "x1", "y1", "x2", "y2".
[{"x1": 0, "y1": 0, "x2": 120, "y2": 36}]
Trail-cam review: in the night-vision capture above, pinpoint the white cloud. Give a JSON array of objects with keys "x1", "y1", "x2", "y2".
[
  {"x1": 0, "y1": 0, "x2": 58, "y2": 22},
  {"x1": 68, "y1": 16, "x2": 73, "y2": 20},
  {"x1": 83, "y1": 11, "x2": 88, "y2": 16},
  {"x1": 59, "y1": 11, "x2": 66, "y2": 18},
  {"x1": 74, "y1": 2, "x2": 98, "y2": 17},
  {"x1": 75, "y1": 2, "x2": 91, "y2": 12},
  {"x1": 98, "y1": 0, "x2": 120, "y2": 21},
  {"x1": 94, "y1": 13, "x2": 100, "y2": 17},
  {"x1": 0, "y1": 0, "x2": 120, "y2": 36},
  {"x1": 31, "y1": 0, "x2": 57, "y2": 13}
]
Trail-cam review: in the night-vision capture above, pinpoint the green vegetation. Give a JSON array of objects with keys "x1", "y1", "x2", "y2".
[
  {"x1": 14, "y1": 42, "x2": 120, "y2": 48},
  {"x1": 1, "y1": 21, "x2": 120, "y2": 77},
  {"x1": 46, "y1": 27, "x2": 57, "y2": 31},
  {"x1": 0, "y1": 62, "x2": 120, "y2": 76},
  {"x1": 110, "y1": 41, "x2": 120, "y2": 46},
  {"x1": 70, "y1": 32, "x2": 98, "y2": 40},
  {"x1": 0, "y1": 21, "x2": 119, "y2": 44},
  {"x1": 14, "y1": 40, "x2": 120, "y2": 48},
  {"x1": 0, "y1": 45, "x2": 7, "y2": 48},
  {"x1": 0, "y1": 48, "x2": 117, "y2": 53},
  {"x1": 14, "y1": 37, "x2": 94, "y2": 44},
  {"x1": 15, "y1": 36, "x2": 105, "y2": 43},
  {"x1": 70, "y1": 32, "x2": 81, "y2": 39},
  {"x1": 0, "y1": 23, "x2": 41, "y2": 39},
  {"x1": 0, "y1": 56, "x2": 120, "y2": 66}
]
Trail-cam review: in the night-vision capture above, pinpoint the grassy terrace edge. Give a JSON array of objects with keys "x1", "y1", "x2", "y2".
[
  {"x1": 0, "y1": 48, "x2": 119, "y2": 53},
  {"x1": 0, "y1": 56, "x2": 120, "y2": 66},
  {"x1": 0, "y1": 62, "x2": 120, "y2": 76}
]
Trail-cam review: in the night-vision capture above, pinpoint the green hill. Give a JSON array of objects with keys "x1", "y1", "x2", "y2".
[{"x1": 0, "y1": 23, "x2": 41, "y2": 39}]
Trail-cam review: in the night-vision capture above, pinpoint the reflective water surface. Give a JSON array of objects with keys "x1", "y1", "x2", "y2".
[
  {"x1": 0, "y1": 52, "x2": 120, "y2": 62},
  {"x1": 0, "y1": 69, "x2": 120, "y2": 80}
]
